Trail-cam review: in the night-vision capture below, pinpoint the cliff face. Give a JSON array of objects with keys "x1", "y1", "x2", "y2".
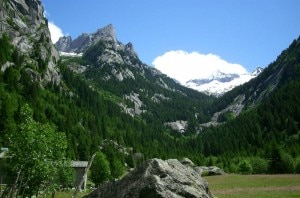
[
  {"x1": 56, "y1": 24, "x2": 120, "y2": 54},
  {"x1": 0, "y1": 0, "x2": 60, "y2": 84}
]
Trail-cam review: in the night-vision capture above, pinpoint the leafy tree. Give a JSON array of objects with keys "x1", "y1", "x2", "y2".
[
  {"x1": 57, "y1": 161, "x2": 75, "y2": 189},
  {"x1": 267, "y1": 143, "x2": 295, "y2": 174},
  {"x1": 90, "y1": 151, "x2": 111, "y2": 186},
  {"x1": 0, "y1": 33, "x2": 14, "y2": 65},
  {"x1": 280, "y1": 152, "x2": 295, "y2": 173},
  {"x1": 250, "y1": 157, "x2": 268, "y2": 174},
  {"x1": 295, "y1": 157, "x2": 300, "y2": 173},
  {"x1": 110, "y1": 158, "x2": 125, "y2": 178},
  {"x1": 238, "y1": 160, "x2": 253, "y2": 174},
  {"x1": 5, "y1": 104, "x2": 69, "y2": 197}
]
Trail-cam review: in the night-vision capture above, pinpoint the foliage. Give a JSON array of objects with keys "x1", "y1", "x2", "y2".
[
  {"x1": 101, "y1": 144, "x2": 126, "y2": 179},
  {"x1": 0, "y1": 33, "x2": 14, "y2": 65},
  {"x1": 295, "y1": 157, "x2": 300, "y2": 173},
  {"x1": 90, "y1": 151, "x2": 111, "y2": 186},
  {"x1": 5, "y1": 104, "x2": 69, "y2": 197},
  {"x1": 250, "y1": 157, "x2": 268, "y2": 174},
  {"x1": 57, "y1": 162, "x2": 75, "y2": 189},
  {"x1": 267, "y1": 143, "x2": 295, "y2": 174},
  {"x1": 237, "y1": 160, "x2": 253, "y2": 174}
]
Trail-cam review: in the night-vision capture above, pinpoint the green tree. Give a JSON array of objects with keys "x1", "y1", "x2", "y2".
[
  {"x1": 90, "y1": 151, "x2": 111, "y2": 186},
  {"x1": 0, "y1": 33, "x2": 13, "y2": 65},
  {"x1": 6, "y1": 104, "x2": 69, "y2": 197},
  {"x1": 281, "y1": 152, "x2": 295, "y2": 173},
  {"x1": 238, "y1": 160, "x2": 253, "y2": 174},
  {"x1": 295, "y1": 157, "x2": 300, "y2": 173},
  {"x1": 250, "y1": 157, "x2": 268, "y2": 174},
  {"x1": 57, "y1": 161, "x2": 75, "y2": 189},
  {"x1": 110, "y1": 158, "x2": 125, "y2": 178},
  {"x1": 268, "y1": 143, "x2": 295, "y2": 173}
]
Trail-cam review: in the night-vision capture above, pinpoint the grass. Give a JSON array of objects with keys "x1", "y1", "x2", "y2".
[
  {"x1": 46, "y1": 190, "x2": 91, "y2": 198},
  {"x1": 204, "y1": 174, "x2": 300, "y2": 198}
]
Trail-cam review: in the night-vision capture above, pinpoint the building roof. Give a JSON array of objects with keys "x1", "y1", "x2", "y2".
[{"x1": 71, "y1": 161, "x2": 88, "y2": 168}]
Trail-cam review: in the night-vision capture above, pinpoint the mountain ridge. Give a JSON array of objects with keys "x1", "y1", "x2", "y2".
[
  {"x1": 185, "y1": 67, "x2": 263, "y2": 96},
  {"x1": 56, "y1": 24, "x2": 119, "y2": 54}
]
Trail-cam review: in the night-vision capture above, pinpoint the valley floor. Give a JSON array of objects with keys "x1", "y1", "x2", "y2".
[{"x1": 205, "y1": 174, "x2": 300, "y2": 198}]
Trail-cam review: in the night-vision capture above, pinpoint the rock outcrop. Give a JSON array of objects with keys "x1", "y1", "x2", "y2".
[
  {"x1": 85, "y1": 158, "x2": 213, "y2": 198},
  {"x1": 199, "y1": 166, "x2": 225, "y2": 176},
  {"x1": 55, "y1": 24, "x2": 117, "y2": 54},
  {"x1": 180, "y1": 158, "x2": 225, "y2": 176},
  {"x1": 0, "y1": 0, "x2": 60, "y2": 84},
  {"x1": 55, "y1": 35, "x2": 72, "y2": 52}
]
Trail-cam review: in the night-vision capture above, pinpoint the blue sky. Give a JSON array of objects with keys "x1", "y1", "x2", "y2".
[{"x1": 42, "y1": 0, "x2": 300, "y2": 79}]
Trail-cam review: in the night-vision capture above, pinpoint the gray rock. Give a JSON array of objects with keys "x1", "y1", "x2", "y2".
[
  {"x1": 180, "y1": 157, "x2": 195, "y2": 167},
  {"x1": 55, "y1": 24, "x2": 117, "y2": 53},
  {"x1": 0, "y1": 0, "x2": 61, "y2": 85},
  {"x1": 85, "y1": 158, "x2": 212, "y2": 198},
  {"x1": 55, "y1": 36, "x2": 72, "y2": 52},
  {"x1": 199, "y1": 166, "x2": 225, "y2": 176},
  {"x1": 165, "y1": 120, "x2": 188, "y2": 133}
]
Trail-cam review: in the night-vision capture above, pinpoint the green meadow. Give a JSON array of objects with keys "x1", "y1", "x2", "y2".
[{"x1": 205, "y1": 174, "x2": 300, "y2": 198}]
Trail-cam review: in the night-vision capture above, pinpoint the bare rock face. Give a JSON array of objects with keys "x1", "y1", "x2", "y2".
[
  {"x1": 55, "y1": 24, "x2": 117, "y2": 53},
  {"x1": 0, "y1": 0, "x2": 61, "y2": 85},
  {"x1": 55, "y1": 36, "x2": 72, "y2": 52},
  {"x1": 85, "y1": 158, "x2": 213, "y2": 198},
  {"x1": 199, "y1": 166, "x2": 225, "y2": 176}
]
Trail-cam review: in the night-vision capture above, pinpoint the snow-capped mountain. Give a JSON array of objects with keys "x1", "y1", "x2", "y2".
[{"x1": 185, "y1": 68, "x2": 263, "y2": 96}]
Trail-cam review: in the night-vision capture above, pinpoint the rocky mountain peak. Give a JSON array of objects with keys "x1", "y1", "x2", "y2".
[
  {"x1": 185, "y1": 68, "x2": 263, "y2": 97},
  {"x1": 94, "y1": 24, "x2": 116, "y2": 43},
  {"x1": 251, "y1": 67, "x2": 264, "y2": 76},
  {"x1": 55, "y1": 24, "x2": 118, "y2": 53},
  {"x1": 55, "y1": 35, "x2": 72, "y2": 52}
]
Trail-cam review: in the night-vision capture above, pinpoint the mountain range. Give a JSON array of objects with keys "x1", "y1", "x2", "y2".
[
  {"x1": 185, "y1": 67, "x2": 263, "y2": 96},
  {"x1": 55, "y1": 26, "x2": 264, "y2": 96},
  {"x1": 1, "y1": 1, "x2": 300, "y2": 193}
]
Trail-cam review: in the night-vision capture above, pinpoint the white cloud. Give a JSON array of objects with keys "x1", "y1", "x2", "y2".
[
  {"x1": 152, "y1": 50, "x2": 248, "y2": 84},
  {"x1": 48, "y1": 21, "x2": 64, "y2": 44}
]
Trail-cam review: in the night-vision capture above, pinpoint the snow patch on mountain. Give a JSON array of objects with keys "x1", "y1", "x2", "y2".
[
  {"x1": 185, "y1": 68, "x2": 263, "y2": 96},
  {"x1": 60, "y1": 51, "x2": 83, "y2": 57}
]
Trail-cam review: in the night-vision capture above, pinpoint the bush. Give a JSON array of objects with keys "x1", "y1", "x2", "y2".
[
  {"x1": 225, "y1": 162, "x2": 237, "y2": 173},
  {"x1": 90, "y1": 152, "x2": 111, "y2": 186},
  {"x1": 250, "y1": 157, "x2": 268, "y2": 174},
  {"x1": 268, "y1": 143, "x2": 295, "y2": 173},
  {"x1": 238, "y1": 160, "x2": 253, "y2": 174},
  {"x1": 281, "y1": 152, "x2": 295, "y2": 173},
  {"x1": 295, "y1": 157, "x2": 300, "y2": 173}
]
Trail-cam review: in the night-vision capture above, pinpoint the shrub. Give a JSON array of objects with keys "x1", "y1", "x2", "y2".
[
  {"x1": 250, "y1": 157, "x2": 268, "y2": 174},
  {"x1": 281, "y1": 152, "x2": 295, "y2": 173},
  {"x1": 90, "y1": 152, "x2": 111, "y2": 186},
  {"x1": 238, "y1": 160, "x2": 253, "y2": 174},
  {"x1": 295, "y1": 157, "x2": 300, "y2": 173}
]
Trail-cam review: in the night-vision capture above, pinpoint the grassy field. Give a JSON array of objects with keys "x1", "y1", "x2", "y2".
[
  {"x1": 46, "y1": 190, "x2": 91, "y2": 198},
  {"x1": 204, "y1": 174, "x2": 300, "y2": 198}
]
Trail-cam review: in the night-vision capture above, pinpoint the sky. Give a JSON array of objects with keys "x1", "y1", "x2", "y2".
[{"x1": 42, "y1": 0, "x2": 300, "y2": 83}]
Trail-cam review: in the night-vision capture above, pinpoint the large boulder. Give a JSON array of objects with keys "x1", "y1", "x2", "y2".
[{"x1": 85, "y1": 158, "x2": 213, "y2": 198}]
